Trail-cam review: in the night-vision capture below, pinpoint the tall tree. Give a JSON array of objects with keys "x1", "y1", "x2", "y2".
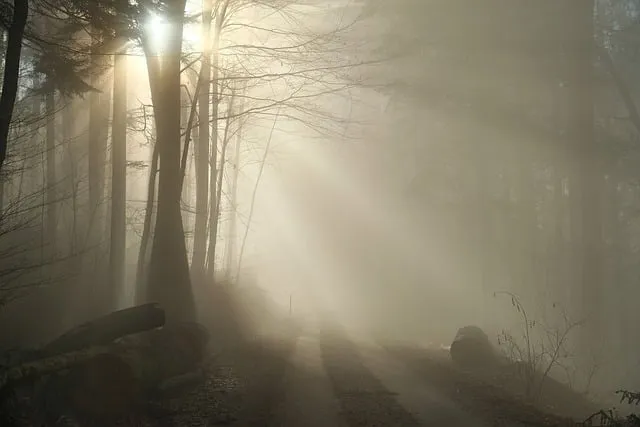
[
  {"x1": 88, "y1": 35, "x2": 110, "y2": 248},
  {"x1": 61, "y1": 99, "x2": 79, "y2": 255},
  {"x1": 205, "y1": 0, "x2": 229, "y2": 280},
  {"x1": 143, "y1": 0, "x2": 196, "y2": 322},
  {"x1": 224, "y1": 96, "x2": 244, "y2": 280},
  {"x1": 45, "y1": 90, "x2": 57, "y2": 256},
  {"x1": 0, "y1": 0, "x2": 28, "y2": 173},
  {"x1": 136, "y1": 135, "x2": 158, "y2": 292},
  {"x1": 191, "y1": 0, "x2": 213, "y2": 279},
  {"x1": 564, "y1": 0, "x2": 602, "y2": 353},
  {"x1": 109, "y1": 43, "x2": 128, "y2": 307}
]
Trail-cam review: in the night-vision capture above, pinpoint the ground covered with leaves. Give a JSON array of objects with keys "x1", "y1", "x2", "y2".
[
  {"x1": 1, "y1": 334, "x2": 296, "y2": 427},
  {"x1": 144, "y1": 336, "x2": 297, "y2": 427}
]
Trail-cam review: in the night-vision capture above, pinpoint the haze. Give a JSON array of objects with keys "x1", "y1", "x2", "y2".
[{"x1": 0, "y1": 1, "x2": 637, "y2": 420}]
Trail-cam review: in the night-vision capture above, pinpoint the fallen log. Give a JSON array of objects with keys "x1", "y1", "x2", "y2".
[
  {"x1": 32, "y1": 321, "x2": 210, "y2": 423},
  {"x1": 2, "y1": 321, "x2": 210, "y2": 424},
  {"x1": 41, "y1": 303, "x2": 166, "y2": 358},
  {"x1": 1, "y1": 304, "x2": 165, "y2": 394},
  {"x1": 0, "y1": 305, "x2": 215, "y2": 425},
  {"x1": 0, "y1": 346, "x2": 113, "y2": 391}
]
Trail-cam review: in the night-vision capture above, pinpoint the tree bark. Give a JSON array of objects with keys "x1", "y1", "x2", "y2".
[
  {"x1": 136, "y1": 140, "x2": 158, "y2": 299},
  {"x1": 0, "y1": 0, "x2": 28, "y2": 172},
  {"x1": 41, "y1": 303, "x2": 165, "y2": 357},
  {"x1": 144, "y1": 0, "x2": 196, "y2": 323}
]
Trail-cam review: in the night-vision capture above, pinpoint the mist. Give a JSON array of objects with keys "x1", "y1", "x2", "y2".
[{"x1": 0, "y1": 0, "x2": 639, "y2": 425}]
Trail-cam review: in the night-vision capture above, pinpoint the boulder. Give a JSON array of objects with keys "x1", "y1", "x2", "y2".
[{"x1": 449, "y1": 325, "x2": 496, "y2": 370}]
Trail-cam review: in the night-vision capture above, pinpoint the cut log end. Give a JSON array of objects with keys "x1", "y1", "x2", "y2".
[{"x1": 40, "y1": 353, "x2": 141, "y2": 423}]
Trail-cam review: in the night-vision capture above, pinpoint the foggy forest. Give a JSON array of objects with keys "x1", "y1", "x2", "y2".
[{"x1": 0, "y1": 0, "x2": 639, "y2": 426}]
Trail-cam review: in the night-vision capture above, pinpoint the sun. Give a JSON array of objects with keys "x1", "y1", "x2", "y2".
[
  {"x1": 144, "y1": 12, "x2": 201, "y2": 53},
  {"x1": 145, "y1": 13, "x2": 169, "y2": 52}
]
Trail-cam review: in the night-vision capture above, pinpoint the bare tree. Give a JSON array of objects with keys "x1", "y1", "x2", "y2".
[
  {"x1": 204, "y1": 0, "x2": 229, "y2": 280},
  {"x1": 191, "y1": 0, "x2": 214, "y2": 279},
  {"x1": 236, "y1": 107, "x2": 280, "y2": 279},
  {"x1": 223, "y1": 92, "x2": 244, "y2": 280}
]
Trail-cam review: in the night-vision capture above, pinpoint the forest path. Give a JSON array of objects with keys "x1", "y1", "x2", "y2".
[
  {"x1": 274, "y1": 322, "x2": 346, "y2": 427},
  {"x1": 356, "y1": 337, "x2": 490, "y2": 426},
  {"x1": 315, "y1": 317, "x2": 493, "y2": 426},
  {"x1": 215, "y1": 312, "x2": 531, "y2": 426}
]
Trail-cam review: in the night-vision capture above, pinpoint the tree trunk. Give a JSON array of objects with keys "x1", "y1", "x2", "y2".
[
  {"x1": 86, "y1": 37, "x2": 111, "y2": 321},
  {"x1": 205, "y1": 71, "x2": 219, "y2": 280},
  {"x1": 237, "y1": 108, "x2": 280, "y2": 277},
  {"x1": 180, "y1": 86, "x2": 194, "y2": 255},
  {"x1": 45, "y1": 91, "x2": 57, "y2": 256},
  {"x1": 42, "y1": 303, "x2": 166, "y2": 358},
  {"x1": 88, "y1": 38, "x2": 110, "y2": 243},
  {"x1": 136, "y1": 139, "x2": 158, "y2": 299},
  {"x1": 224, "y1": 102, "x2": 243, "y2": 280},
  {"x1": 0, "y1": 0, "x2": 28, "y2": 172},
  {"x1": 213, "y1": 91, "x2": 235, "y2": 261},
  {"x1": 144, "y1": 0, "x2": 196, "y2": 323},
  {"x1": 565, "y1": 1, "x2": 601, "y2": 354},
  {"x1": 62, "y1": 99, "x2": 79, "y2": 256},
  {"x1": 191, "y1": 0, "x2": 213, "y2": 279},
  {"x1": 0, "y1": 28, "x2": 5, "y2": 212},
  {"x1": 110, "y1": 48, "x2": 128, "y2": 309},
  {"x1": 205, "y1": 0, "x2": 230, "y2": 281}
]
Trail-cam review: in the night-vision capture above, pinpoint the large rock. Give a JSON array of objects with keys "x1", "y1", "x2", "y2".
[{"x1": 449, "y1": 325, "x2": 497, "y2": 370}]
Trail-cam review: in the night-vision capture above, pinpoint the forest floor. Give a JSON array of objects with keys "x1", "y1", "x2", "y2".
[{"x1": 137, "y1": 315, "x2": 603, "y2": 427}]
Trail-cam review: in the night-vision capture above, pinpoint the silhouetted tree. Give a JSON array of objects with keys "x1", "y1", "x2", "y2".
[{"x1": 0, "y1": 0, "x2": 28, "y2": 172}]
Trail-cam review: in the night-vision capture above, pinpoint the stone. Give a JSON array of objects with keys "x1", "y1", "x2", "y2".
[{"x1": 449, "y1": 325, "x2": 496, "y2": 370}]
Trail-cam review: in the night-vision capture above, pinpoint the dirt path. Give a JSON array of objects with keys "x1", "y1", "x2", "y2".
[
  {"x1": 150, "y1": 321, "x2": 564, "y2": 426},
  {"x1": 356, "y1": 338, "x2": 490, "y2": 426},
  {"x1": 380, "y1": 343, "x2": 561, "y2": 427},
  {"x1": 319, "y1": 323, "x2": 424, "y2": 426},
  {"x1": 275, "y1": 332, "x2": 346, "y2": 427}
]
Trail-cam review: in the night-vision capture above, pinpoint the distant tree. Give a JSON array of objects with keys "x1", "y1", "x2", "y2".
[
  {"x1": 191, "y1": 0, "x2": 214, "y2": 280},
  {"x1": 109, "y1": 33, "x2": 127, "y2": 308}
]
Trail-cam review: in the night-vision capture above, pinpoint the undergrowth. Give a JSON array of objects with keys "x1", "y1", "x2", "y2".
[{"x1": 581, "y1": 391, "x2": 640, "y2": 426}]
